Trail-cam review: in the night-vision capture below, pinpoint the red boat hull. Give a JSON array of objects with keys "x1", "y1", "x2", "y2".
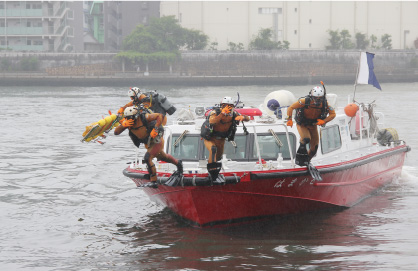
[{"x1": 124, "y1": 145, "x2": 409, "y2": 227}]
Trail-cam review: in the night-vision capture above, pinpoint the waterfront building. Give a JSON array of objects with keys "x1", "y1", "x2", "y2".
[
  {"x1": 0, "y1": 1, "x2": 83, "y2": 52},
  {"x1": 0, "y1": 1, "x2": 159, "y2": 52},
  {"x1": 160, "y1": 1, "x2": 418, "y2": 50}
]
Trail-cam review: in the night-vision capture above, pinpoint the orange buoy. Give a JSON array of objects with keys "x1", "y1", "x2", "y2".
[{"x1": 344, "y1": 103, "x2": 359, "y2": 117}]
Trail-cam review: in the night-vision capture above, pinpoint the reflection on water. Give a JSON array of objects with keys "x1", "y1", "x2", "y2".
[{"x1": 0, "y1": 84, "x2": 418, "y2": 270}]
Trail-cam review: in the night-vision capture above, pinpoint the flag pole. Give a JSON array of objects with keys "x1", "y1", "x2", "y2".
[{"x1": 352, "y1": 51, "x2": 362, "y2": 103}]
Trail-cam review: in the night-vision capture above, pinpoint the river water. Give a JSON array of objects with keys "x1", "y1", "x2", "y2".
[{"x1": 1, "y1": 83, "x2": 417, "y2": 270}]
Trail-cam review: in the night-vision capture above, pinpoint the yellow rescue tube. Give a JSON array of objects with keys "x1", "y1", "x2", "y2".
[{"x1": 82, "y1": 114, "x2": 121, "y2": 142}]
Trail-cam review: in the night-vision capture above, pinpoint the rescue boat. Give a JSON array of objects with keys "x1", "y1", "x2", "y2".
[{"x1": 122, "y1": 90, "x2": 411, "y2": 227}]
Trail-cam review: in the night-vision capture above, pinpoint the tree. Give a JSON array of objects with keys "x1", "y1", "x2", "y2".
[
  {"x1": 381, "y1": 34, "x2": 392, "y2": 50},
  {"x1": 117, "y1": 16, "x2": 209, "y2": 72},
  {"x1": 249, "y1": 28, "x2": 289, "y2": 50},
  {"x1": 122, "y1": 16, "x2": 208, "y2": 53},
  {"x1": 326, "y1": 30, "x2": 341, "y2": 49},
  {"x1": 278, "y1": 41, "x2": 290, "y2": 50},
  {"x1": 370, "y1": 34, "x2": 378, "y2": 49},
  {"x1": 228, "y1": 42, "x2": 244, "y2": 51},
  {"x1": 209, "y1": 42, "x2": 218, "y2": 51},
  {"x1": 355, "y1": 32, "x2": 369, "y2": 49},
  {"x1": 340, "y1": 30, "x2": 354, "y2": 49},
  {"x1": 184, "y1": 29, "x2": 208, "y2": 50}
]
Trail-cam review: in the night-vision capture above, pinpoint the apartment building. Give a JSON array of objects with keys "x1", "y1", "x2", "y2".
[
  {"x1": 0, "y1": 1, "x2": 83, "y2": 52},
  {"x1": 0, "y1": 1, "x2": 159, "y2": 53},
  {"x1": 102, "y1": 1, "x2": 159, "y2": 51},
  {"x1": 160, "y1": 1, "x2": 418, "y2": 50}
]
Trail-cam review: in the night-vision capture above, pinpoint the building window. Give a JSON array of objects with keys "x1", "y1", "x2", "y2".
[
  {"x1": 27, "y1": 40, "x2": 32, "y2": 45},
  {"x1": 67, "y1": 10, "x2": 74, "y2": 19},
  {"x1": 141, "y1": 2, "x2": 148, "y2": 10},
  {"x1": 294, "y1": 30, "x2": 297, "y2": 34},
  {"x1": 34, "y1": 40, "x2": 43, "y2": 46},
  {"x1": 259, "y1": 7, "x2": 282, "y2": 14},
  {"x1": 309, "y1": 43, "x2": 312, "y2": 48},
  {"x1": 179, "y1": 13, "x2": 182, "y2": 23},
  {"x1": 295, "y1": 8, "x2": 297, "y2": 12},
  {"x1": 67, "y1": 27, "x2": 74, "y2": 37},
  {"x1": 309, "y1": 19, "x2": 312, "y2": 24},
  {"x1": 27, "y1": 21, "x2": 32, "y2": 27},
  {"x1": 142, "y1": 15, "x2": 148, "y2": 24}
]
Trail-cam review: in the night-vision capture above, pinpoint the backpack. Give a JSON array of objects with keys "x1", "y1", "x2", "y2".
[
  {"x1": 200, "y1": 108, "x2": 238, "y2": 141},
  {"x1": 200, "y1": 118, "x2": 212, "y2": 140},
  {"x1": 295, "y1": 95, "x2": 329, "y2": 125},
  {"x1": 142, "y1": 90, "x2": 176, "y2": 116}
]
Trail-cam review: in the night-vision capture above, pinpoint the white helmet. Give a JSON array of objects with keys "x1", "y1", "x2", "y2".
[
  {"x1": 310, "y1": 86, "x2": 324, "y2": 97},
  {"x1": 221, "y1": 96, "x2": 234, "y2": 105},
  {"x1": 124, "y1": 106, "x2": 138, "y2": 118},
  {"x1": 128, "y1": 87, "x2": 141, "y2": 98}
]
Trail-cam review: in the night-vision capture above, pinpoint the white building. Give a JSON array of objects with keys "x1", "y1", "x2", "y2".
[{"x1": 160, "y1": 1, "x2": 418, "y2": 50}]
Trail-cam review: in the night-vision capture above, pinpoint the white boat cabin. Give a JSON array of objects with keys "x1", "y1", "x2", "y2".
[{"x1": 130, "y1": 93, "x2": 396, "y2": 173}]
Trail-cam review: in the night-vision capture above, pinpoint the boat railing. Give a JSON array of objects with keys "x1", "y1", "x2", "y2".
[{"x1": 357, "y1": 103, "x2": 383, "y2": 144}]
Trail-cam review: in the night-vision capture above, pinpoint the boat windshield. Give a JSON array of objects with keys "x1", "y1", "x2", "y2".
[
  {"x1": 170, "y1": 134, "x2": 200, "y2": 160},
  {"x1": 203, "y1": 135, "x2": 248, "y2": 160},
  {"x1": 168, "y1": 132, "x2": 296, "y2": 162},
  {"x1": 251, "y1": 133, "x2": 296, "y2": 160}
]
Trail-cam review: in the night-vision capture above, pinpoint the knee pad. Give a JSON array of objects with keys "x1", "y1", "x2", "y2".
[{"x1": 144, "y1": 152, "x2": 152, "y2": 168}]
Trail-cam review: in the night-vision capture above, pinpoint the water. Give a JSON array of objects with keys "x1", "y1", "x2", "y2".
[{"x1": 1, "y1": 83, "x2": 418, "y2": 270}]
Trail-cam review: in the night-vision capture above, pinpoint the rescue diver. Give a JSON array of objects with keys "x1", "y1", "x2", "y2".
[
  {"x1": 286, "y1": 86, "x2": 336, "y2": 166},
  {"x1": 117, "y1": 87, "x2": 168, "y2": 148},
  {"x1": 114, "y1": 106, "x2": 183, "y2": 187},
  {"x1": 204, "y1": 96, "x2": 250, "y2": 184}
]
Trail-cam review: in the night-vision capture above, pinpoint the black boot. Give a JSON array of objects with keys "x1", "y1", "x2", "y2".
[
  {"x1": 207, "y1": 162, "x2": 225, "y2": 185},
  {"x1": 295, "y1": 143, "x2": 309, "y2": 166},
  {"x1": 176, "y1": 160, "x2": 183, "y2": 174},
  {"x1": 164, "y1": 160, "x2": 184, "y2": 187}
]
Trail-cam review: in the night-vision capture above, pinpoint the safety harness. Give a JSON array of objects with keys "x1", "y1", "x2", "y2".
[
  {"x1": 295, "y1": 96, "x2": 329, "y2": 125},
  {"x1": 130, "y1": 108, "x2": 160, "y2": 145},
  {"x1": 201, "y1": 107, "x2": 239, "y2": 141}
]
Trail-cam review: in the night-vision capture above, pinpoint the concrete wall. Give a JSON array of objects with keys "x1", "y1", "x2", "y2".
[{"x1": 1, "y1": 50, "x2": 417, "y2": 86}]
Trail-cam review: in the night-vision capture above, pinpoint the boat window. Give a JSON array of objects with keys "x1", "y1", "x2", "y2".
[
  {"x1": 321, "y1": 125, "x2": 342, "y2": 154},
  {"x1": 169, "y1": 134, "x2": 200, "y2": 160},
  {"x1": 251, "y1": 133, "x2": 296, "y2": 160},
  {"x1": 203, "y1": 134, "x2": 248, "y2": 160}
]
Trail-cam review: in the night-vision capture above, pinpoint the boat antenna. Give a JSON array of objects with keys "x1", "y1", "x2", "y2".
[
  {"x1": 234, "y1": 92, "x2": 240, "y2": 107},
  {"x1": 352, "y1": 51, "x2": 362, "y2": 103},
  {"x1": 320, "y1": 81, "x2": 327, "y2": 96}
]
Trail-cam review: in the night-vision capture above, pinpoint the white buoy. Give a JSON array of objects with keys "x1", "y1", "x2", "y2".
[{"x1": 263, "y1": 90, "x2": 297, "y2": 118}]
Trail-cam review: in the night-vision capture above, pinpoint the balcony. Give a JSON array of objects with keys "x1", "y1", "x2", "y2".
[
  {"x1": 0, "y1": 27, "x2": 43, "y2": 36},
  {"x1": 0, "y1": 9, "x2": 43, "y2": 17}
]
